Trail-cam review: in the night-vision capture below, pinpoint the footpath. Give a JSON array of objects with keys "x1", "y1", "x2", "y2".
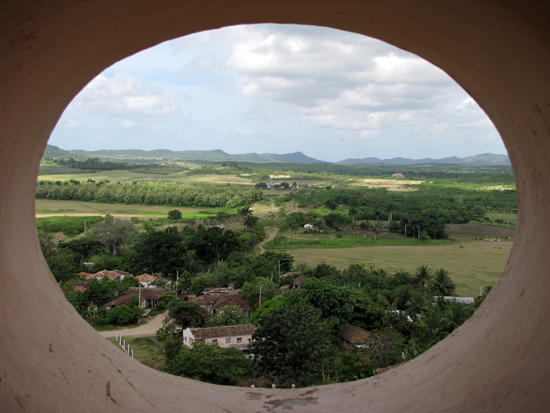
[{"x1": 99, "y1": 312, "x2": 166, "y2": 339}]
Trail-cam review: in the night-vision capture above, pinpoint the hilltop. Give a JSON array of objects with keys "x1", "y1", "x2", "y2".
[{"x1": 43, "y1": 145, "x2": 510, "y2": 166}]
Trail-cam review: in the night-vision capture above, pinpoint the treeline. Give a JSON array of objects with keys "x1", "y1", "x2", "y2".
[
  {"x1": 36, "y1": 180, "x2": 263, "y2": 208},
  {"x1": 53, "y1": 157, "x2": 128, "y2": 171}
]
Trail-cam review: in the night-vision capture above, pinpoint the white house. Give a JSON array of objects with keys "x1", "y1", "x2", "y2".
[{"x1": 183, "y1": 324, "x2": 255, "y2": 350}]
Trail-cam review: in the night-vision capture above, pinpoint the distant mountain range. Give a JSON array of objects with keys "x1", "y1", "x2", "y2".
[
  {"x1": 336, "y1": 153, "x2": 510, "y2": 165},
  {"x1": 43, "y1": 145, "x2": 510, "y2": 166}
]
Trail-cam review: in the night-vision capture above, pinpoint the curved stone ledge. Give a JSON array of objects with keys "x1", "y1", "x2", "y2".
[{"x1": 1, "y1": 1, "x2": 550, "y2": 411}]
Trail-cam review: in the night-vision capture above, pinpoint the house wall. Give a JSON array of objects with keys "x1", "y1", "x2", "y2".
[{"x1": 205, "y1": 334, "x2": 252, "y2": 349}]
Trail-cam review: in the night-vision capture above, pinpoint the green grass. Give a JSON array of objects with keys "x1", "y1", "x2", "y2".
[
  {"x1": 107, "y1": 337, "x2": 165, "y2": 370},
  {"x1": 35, "y1": 199, "x2": 216, "y2": 217},
  {"x1": 290, "y1": 240, "x2": 512, "y2": 297},
  {"x1": 37, "y1": 215, "x2": 103, "y2": 236},
  {"x1": 486, "y1": 212, "x2": 518, "y2": 224},
  {"x1": 265, "y1": 230, "x2": 447, "y2": 249}
]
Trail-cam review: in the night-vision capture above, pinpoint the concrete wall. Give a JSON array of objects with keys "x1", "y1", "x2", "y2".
[{"x1": 1, "y1": 1, "x2": 550, "y2": 411}]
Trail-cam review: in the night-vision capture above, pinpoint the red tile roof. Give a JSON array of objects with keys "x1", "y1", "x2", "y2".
[
  {"x1": 338, "y1": 324, "x2": 370, "y2": 343},
  {"x1": 93, "y1": 270, "x2": 122, "y2": 280},
  {"x1": 79, "y1": 272, "x2": 95, "y2": 280},
  {"x1": 136, "y1": 273, "x2": 157, "y2": 283},
  {"x1": 212, "y1": 294, "x2": 252, "y2": 312},
  {"x1": 190, "y1": 295, "x2": 217, "y2": 305}
]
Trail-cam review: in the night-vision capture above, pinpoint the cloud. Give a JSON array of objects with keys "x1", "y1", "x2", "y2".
[
  {"x1": 73, "y1": 74, "x2": 180, "y2": 118},
  {"x1": 50, "y1": 24, "x2": 505, "y2": 160}
]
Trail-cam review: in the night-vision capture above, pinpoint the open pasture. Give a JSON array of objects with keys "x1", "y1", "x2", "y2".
[
  {"x1": 446, "y1": 223, "x2": 516, "y2": 239},
  {"x1": 35, "y1": 199, "x2": 214, "y2": 217},
  {"x1": 289, "y1": 241, "x2": 512, "y2": 297},
  {"x1": 486, "y1": 212, "x2": 518, "y2": 224}
]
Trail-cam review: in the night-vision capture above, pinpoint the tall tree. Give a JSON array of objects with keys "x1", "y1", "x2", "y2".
[
  {"x1": 251, "y1": 305, "x2": 333, "y2": 386},
  {"x1": 88, "y1": 214, "x2": 137, "y2": 256},
  {"x1": 168, "y1": 342, "x2": 252, "y2": 385},
  {"x1": 430, "y1": 268, "x2": 456, "y2": 296},
  {"x1": 413, "y1": 265, "x2": 433, "y2": 290}
]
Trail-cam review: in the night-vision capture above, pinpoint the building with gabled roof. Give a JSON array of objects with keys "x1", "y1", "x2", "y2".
[
  {"x1": 338, "y1": 324, "x2": 370, "y2": 350},
  {"x1": 293, "y1": 275, "x2": 308, "y2": 288},
  {"x1": 135, "y1": 273, "x2": 157, "y2": 288},
  {"x1": 105, "y1": 287, "x2": 163, "y2": 310},
  {"x1": 211, "y1": 294, "x2": 252, "y2": 316},
  {"x1": 183, "y1": 324, "x2": 255, "y2": 350}
]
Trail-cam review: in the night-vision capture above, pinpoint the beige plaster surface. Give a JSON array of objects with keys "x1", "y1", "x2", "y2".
[{"x1": 1, "y1": 1, "x2": 550, "y2": 411}]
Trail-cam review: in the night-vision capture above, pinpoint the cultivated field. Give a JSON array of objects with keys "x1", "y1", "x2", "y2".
[
  {"x1": 349, "y1": 178, "x2": 424, "y2": 191},
  {"x1": 446, "y1": 223, "x2": 516, "y2": 239},
  {"x1": 289, "y1": 241, "x2": 512, "y2": 297},
  {"x1": 38, "y1": 169, "x2": 255, "y2": 185}
]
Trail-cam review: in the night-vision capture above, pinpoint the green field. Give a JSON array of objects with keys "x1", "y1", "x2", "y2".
[
  {"x1": 486, "y1": 212, "x2": 518, "y2": 224},
  {"x1": 35, "y1": 199, "x2": 216, "y2": 217},
  {"x1": 289, "y1": 241, "x2": 511, "y2": 297},
  {"x1": 38, "y1": 169, "x2": 256, "y2": 185},
  {"x1": 265, "y1": 230, "x2": 449, "y2": 249}
]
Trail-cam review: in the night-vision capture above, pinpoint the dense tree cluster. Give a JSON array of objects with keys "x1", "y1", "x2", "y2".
[
  {"x1": 36, "y1": 180, "x2": 263, "y2": 208},
  {"x1": 54, "y1": 157, "x2": 128, "y2": 171},
  {"x1": 275, "y1": 186, "x2": 517, "y2": 239}
]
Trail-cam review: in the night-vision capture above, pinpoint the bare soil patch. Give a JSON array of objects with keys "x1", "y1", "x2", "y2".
[{"x1": 350, "y1": 178, "x2": 423, "y2": 191}]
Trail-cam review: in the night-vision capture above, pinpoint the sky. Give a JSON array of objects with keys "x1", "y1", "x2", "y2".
[{"x1": 49, "y1": 24, "x2": 506, "y2": 163}]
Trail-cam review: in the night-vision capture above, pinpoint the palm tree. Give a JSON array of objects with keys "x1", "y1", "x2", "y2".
[
  {"x1": 239, "y1": 206, "x2": 253, "y2": 229},
  {"x1": 393, "y1": 285, "x2": 414, "y2": 311},
  {"x1": 431, "y1": 268, "x2": 456, "y2": 296},
  {"x1": 423, "y1": 312, "x2": 447, "y2": 344},
  {"x1": 413, "y1": 265, "x2": 433, "y2": 290},
  {"x1": 387, "y1": 203, "x2": 394, "y2": 222},
  {"x1": 441, "y1": 301, "x2": 474, "y2": 332},
  {"x1": 348, "y1": 207, "x2": 358, "y2": 224},
  {"x1": 405, "y1": 291, "x2": 429, "y2": 315},
  {"x1": 410, "y1": 217, "x2": 419, "y2": 240},
  {"x1": 400, "y1": 216, "x2": 409, "y2": 236}
]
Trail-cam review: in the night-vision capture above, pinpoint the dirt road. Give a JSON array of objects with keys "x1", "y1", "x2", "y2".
[
  {"x1": 99, "y1": 312, "x2": 167, "y2": 339},
  {"x1": 256, "y1": 227, "x2": 279, "y2": 254}
]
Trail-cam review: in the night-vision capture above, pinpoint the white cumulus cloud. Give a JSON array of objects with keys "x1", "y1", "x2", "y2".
[{"x1": 73, "y1": 74, "x2": 180, "y2": 118}]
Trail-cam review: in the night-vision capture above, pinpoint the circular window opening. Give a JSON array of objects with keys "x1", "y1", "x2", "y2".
[{"x1": 40, "y1": 24, "x2": 514, "y2": 389}]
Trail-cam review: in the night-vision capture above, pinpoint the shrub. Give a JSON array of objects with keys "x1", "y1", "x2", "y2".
[{"x1": 105, "y1": 304, "x2": 139, "y2": 326}]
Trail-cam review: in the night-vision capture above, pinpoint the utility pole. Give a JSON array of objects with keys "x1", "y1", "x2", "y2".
[
  {"x1": 84, "y1": 218, "x2": 86, "y2": 233},
  {"x1": 303, "y1": 248, "x2": 305, "y2": 264},
  {"x1": 176, "y1": 270, "x2": 179, "y2": 295},
  {"x1": 259, "y1": 285, "x2": 262, "y2": 308},
  {"x1": 278, "y1": 260, "x2": 280, "y2": 277},
  {"x1": 138, "y1": 284, "x2": 141, "y2": 325}
]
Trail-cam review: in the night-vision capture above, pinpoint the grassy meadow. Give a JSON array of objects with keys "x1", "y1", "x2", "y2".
[
  {"x1": 289, "y1": 240, "x2": 512, "y2": 297},
  {"x1": 35, "y1": 199, "x2": 215, "y2": 218},
  {"x1": 486, "y1": 212, "x2": 518, "y2": 224},
  {"x1": 107, "y1": 337, "x2": 165, "y2": 370}
]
